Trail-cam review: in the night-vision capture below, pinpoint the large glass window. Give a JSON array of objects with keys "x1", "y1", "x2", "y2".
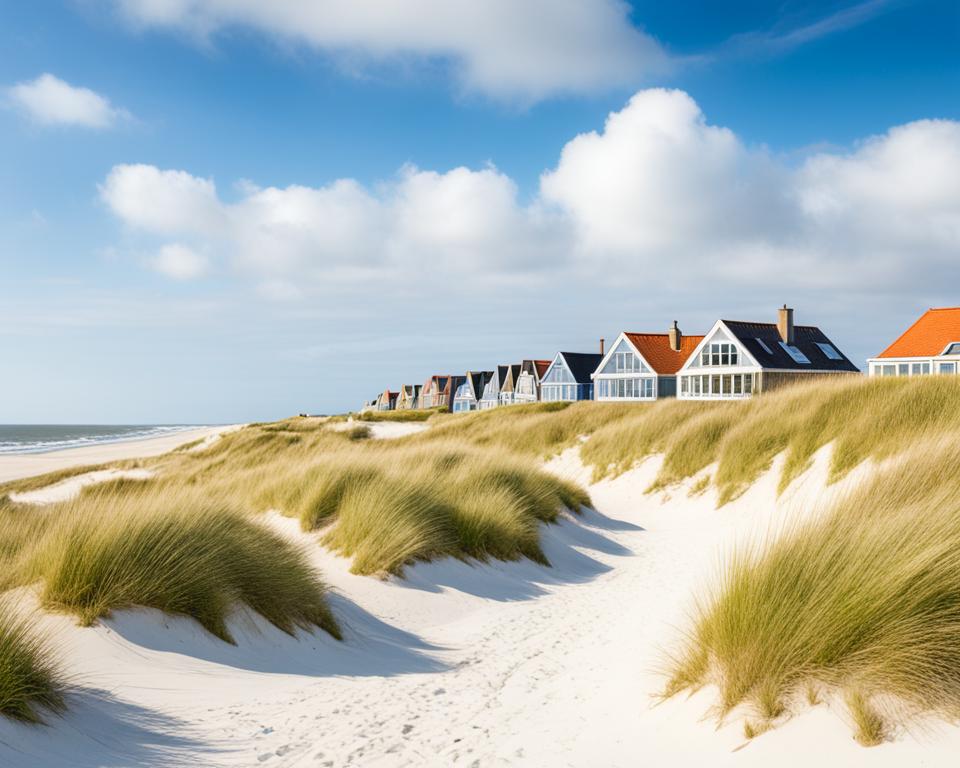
[
  {"x1": 939, "y1": 362, "x2": 957, "y2": 375},
  {"x1": 701, "y1": 342, "x2": 739, "y2": 367}
]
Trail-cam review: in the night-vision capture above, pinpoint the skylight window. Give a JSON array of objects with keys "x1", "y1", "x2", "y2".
[
  {"x1": 779, "y1": 341, "x2": 811, "y2": 364},
  {"x1": 756, "y1": 338, "x2": 773, "y2": 355},
  {"x1": 816, "y1": 342, "x2": 842, "y2": 360}
]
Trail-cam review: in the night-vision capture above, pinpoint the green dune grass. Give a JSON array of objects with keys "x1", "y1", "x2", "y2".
[
  {"x1": 665, "y1": 434, "x2": 960, "y2": 743},
  {"x1": 0, "y1": 601, "x2": 65, "y2": 723}
]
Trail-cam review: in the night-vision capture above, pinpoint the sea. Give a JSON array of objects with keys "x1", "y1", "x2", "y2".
[{"x1": 0, "y1": 425, "x2": 204, "y2": 455}]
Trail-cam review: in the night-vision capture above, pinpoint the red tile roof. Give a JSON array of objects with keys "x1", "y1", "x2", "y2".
[
  {"x1": 876, "y1": 308, "x2": 960, "y2": 358},
  {"x1": 534, "y1": 360, "x2": 551, "y2": 378},
  {"x1": 625, "y1": 333, "x2": 705, "y2": 374}
]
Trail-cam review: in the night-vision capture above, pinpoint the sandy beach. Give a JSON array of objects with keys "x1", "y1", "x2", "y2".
[
  {"x1": 3, "y1": 436, "x2": 959, "y2": 767},
  {"x1": 0, "y1": 425, "x2": 241, "y2": 484}
]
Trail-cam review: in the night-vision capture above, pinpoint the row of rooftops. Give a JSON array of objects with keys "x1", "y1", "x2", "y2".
[{"x1": 367, "y1": 307, "x2": 960, "y2": 407}]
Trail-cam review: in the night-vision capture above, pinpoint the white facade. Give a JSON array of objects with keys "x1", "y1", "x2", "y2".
[
  {"x1": 592, "y1": 334, "x2": 659, "y2": 401},
  {"x1": 867, "y1": 343, "x2": 960, "y2": 377},
  {"x1": 677, "y1": 323, "x2": 759, "y2": 400}
]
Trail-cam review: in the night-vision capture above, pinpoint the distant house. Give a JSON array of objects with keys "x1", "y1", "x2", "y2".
[
  {"x1": 396, "y1": 384, "x2": 422, "y2": 410},
  {"x1": 677, "y1": 306, "x2": 859, "y2": 399},
  {"x1": 867, "y1": 307, "x2": 960, "y2": 377},
  {"x1": 593, "y1": 323, "x2": 704, "y2": 400},
  {"x1": 498, "y1": 364, "x2": 523, "y2": 406},
  {"x1": 376, "y1": 389, "x2": 398, "y2": 411},
  {"x1": 479, "y1": 365, "x2": 510, "y2": 409},
  {"x1": 515, "y1": 359, "x2": 552, "y2": 404},
  {"x1": 421, "y1": 374, "x2": 463, "y2": 410},
  {"x1": 541, "y1": 352, "x2": 603, "y2": 402},
  {"x1": 453, "y1": 371, "x2": 494, "y2": 412},
  {"x1": 420, "y1": 375, "x2": 449, "y2": 409}
]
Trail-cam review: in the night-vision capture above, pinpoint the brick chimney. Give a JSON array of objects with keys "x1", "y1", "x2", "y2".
[
  {"x1": 777, "y1": 305, "x2": 795, "y2": 344},
  {"x1": 668, "y1": 320, "x2": 682, "y2": 352},
  {"x1": 600, "y1": 337, "x2": 605, "y2": 356}
]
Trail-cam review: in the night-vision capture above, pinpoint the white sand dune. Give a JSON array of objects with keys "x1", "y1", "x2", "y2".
[
  {"x1": 9, "y1": 468, "x2": 155, "y2": 505},
  {"x1": 1, "y1": 446, "x2": 959, "y2": 766}
]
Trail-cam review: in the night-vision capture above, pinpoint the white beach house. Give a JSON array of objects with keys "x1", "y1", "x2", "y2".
[{"x1": 677, "y1": 306, "x2": 859, "y2": 400}]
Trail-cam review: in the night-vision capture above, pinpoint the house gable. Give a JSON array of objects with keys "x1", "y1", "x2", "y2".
[
  {"x1": 593, "y1": 334, "x2": 654, "y2": 377},
  {"x1": 680, "y1": 321, "x2": 760, "y2": 373}
]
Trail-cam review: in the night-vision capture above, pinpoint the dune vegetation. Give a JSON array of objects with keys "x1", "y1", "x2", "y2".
[
  {"x1": 357, "y1": 408, "x2": 442, "y2": 422},
  {"x1": 665, "y1": 433, "x2": 960, "y2": 744},
  {"x1": 582, "y1": 375, "x2": 960, "y2": 503},
  {"x1": 0, "y1": 486, "x2": 341, "y2": 643},
  {"x1": 0, "y1": 600, "x2": 65, "y2": 723}
]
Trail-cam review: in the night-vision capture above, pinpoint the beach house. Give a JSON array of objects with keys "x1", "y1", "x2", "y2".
[
  {"x1": 479, "y1": 365, "x2": 509, "y2": 409},
  {"x1": 866, "y1": 307, "x2": 960, "y2": 377},
  {"x1": 452, "y1": 371, "x2": 494, "y2": 412},
  {"x1": 677, "y1": 306, "x2": 859, "y2": 399},
  {"x1": 540, "y1": 352, "x2": 603, "y2": 402},
  {"x1": 515, "y1": 360, "x2": 552, "y2": 404},
  {"x1": 498, "y1": 364, "x2": 523, "y2": 406},
  {"x1": 376, "y1": 389, "x2": 398, "y2": 411},
  {"x1": 592, "y1": 323, "x2": 704, "y2": 400},
  {"x1": 396, "y1": 384, "x2": 422, "y2": 410},
  {"x1": 420, "y1": 376, "x2": 450, "y2": 409}
]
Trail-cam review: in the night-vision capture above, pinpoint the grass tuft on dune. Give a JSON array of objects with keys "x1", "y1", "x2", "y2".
[
  {"x1": 583, "y1": 375, "x2": 960, "y2": 503},
  {"x1": 259, "y1": 441, "x2": 589, "y2": 575},
  {"x1": 4, "y1": 487, "x2": 340, "y2": 643},
  {"x1": 665, "y1": 435, "x2": 960, "y2": 742},
  {"x1": 0, "y1": 600, "x2": 65, "y2": 723}
]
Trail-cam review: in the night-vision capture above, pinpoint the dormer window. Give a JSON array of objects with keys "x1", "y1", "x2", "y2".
[{"x1": 943, "y1": 342, "x2": 960, "y2": 356}]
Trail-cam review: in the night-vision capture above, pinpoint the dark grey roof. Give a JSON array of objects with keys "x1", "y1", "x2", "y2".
[
  {"x1": 558, "y1": 352, "x2": 604, "y2": 383},
  {"x1": 467, "y1": 371, "x2": 493, "y2": 398},
  {"x1": 722, "y1": 321, "x2": 860, "y2": 372}
]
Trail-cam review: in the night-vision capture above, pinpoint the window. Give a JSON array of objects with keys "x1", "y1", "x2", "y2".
[
  {"x1": 898, "y1": 363, "x2": 910, "y2": 376},
  {"x1": 816, "y1": 342, "x2": 842, "y2": 360},
  {"x1": 779, "y1": 342, "x2": 811, "y2": 364},
  {"x1": 939, "y1": 362, "x2": 957, "y2": 375},
  {"x1": 701, "y1": 342, "x2": 739, "y2": 367},
  {"x1": 944, "y1": 343, "x2": 960, "y2": 356},
  {"x1": 756, "y1": 338, "x2": 773, "y2": 355},
  {"x1": 681, "y1": 377, "x2": 689, "y2": 395},
  {"x1": 615, "y1": 351, "x2": 642, "y2": 372}
]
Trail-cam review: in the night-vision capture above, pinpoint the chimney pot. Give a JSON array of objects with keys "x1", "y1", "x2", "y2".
[
  {"x1": 600, "y1": 337, "x2": 605, "y2": 355},
  {"x1": 668, "y1": 320, "x2": 682, "y2": 352},
  {"x1": 778, "y1": 305, "x2": 795, "y2": 344}
]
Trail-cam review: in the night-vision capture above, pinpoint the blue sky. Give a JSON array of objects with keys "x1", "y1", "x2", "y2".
[{"x1": 2, "y1": 0, "x2": 959, "y2": 423}]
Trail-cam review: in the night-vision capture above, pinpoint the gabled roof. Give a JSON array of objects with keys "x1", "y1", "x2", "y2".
[
  {"x1": 557, "y1": 352, "x2": 603, "y2": 383},
  {"x1": 875, "y1": 308, "x2": 960, "y2": 359},
  {"x1": 534, "y1": 360, "x2": 551, "y2": 379},
  {"x1": 624, "y1": 333, "x2": 704, "y2": 375},
  {"x1": 721, "y1": 320, "x2": 859, "y2": 372}
]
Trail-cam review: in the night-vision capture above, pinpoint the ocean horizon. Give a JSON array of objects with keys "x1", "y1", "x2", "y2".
[{"x1": 0, "y1": 424, "x2": 209, "y2": 455}]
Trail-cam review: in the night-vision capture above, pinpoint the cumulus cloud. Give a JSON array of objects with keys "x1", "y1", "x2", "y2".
[
  {"x1": 151, "y1": 243, "x2": 210, "y2": 280},
  {"x1": 110, "y1": 0, "x2": 669, "y2": 102},
  {"x1": 102, "y1": 88, "x2": 960, "y2": 307},
  {"x1": 8, "y1": 73, "x2": 129, "y2": 128}
]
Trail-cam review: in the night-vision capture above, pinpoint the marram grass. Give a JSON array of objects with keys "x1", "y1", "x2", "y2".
[
  {"x1": 583, "y1": 375, "x2": 960, "y2": 503},
  {"x1": 18, "y1": 487, "x2": 341, "y2": 643},
  {"x1": 258, "y1": 441, "x2": 590, "y2": 575},
  {"x1": 0, "y1": 600, "x2": 65, "y2": 723},
  {"x1": 665, "y1": 435, "x2": 960, "y2": 743}
]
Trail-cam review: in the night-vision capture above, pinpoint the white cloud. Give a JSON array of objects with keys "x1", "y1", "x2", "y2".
[
  {"x1": 151, "y1": 243, "x2": 210, "y2": 280},
  {"x1": 8, "y1": 73, "x2": 129, "y2": 128},
  {"x1": 111, "y1": 0, "x2": 669, "y2": 102},
  {"x1": 101, "y1": 164, "x2": 225, "y2": 236},
  {"x1": 102, "y1": 88, "x2": 960, "y2": 310}
]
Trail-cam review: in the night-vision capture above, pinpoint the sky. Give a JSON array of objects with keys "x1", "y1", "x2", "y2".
[{"x1": 1, "y1": 0, "x2": 959, "y2": 423}]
